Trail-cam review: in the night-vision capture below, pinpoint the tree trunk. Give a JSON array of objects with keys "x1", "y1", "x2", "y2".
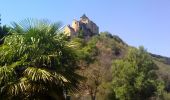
[{"x1": 90, "y1": 92, "x2": 96, "y2": 100}]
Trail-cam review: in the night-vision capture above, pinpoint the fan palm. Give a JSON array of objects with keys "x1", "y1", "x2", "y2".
[{"x1": 0, "y1": 19, "x2": 82, "y2": 100}]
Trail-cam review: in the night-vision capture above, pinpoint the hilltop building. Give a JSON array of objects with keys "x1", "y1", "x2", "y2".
[{"x1": 64, "y1": 14, "x2": 99, "y2": 38}]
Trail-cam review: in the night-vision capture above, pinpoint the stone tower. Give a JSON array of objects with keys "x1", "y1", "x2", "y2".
[
  {"x1": 72, "y1": 19, "x2": 80, "y2": 32},
  {"x1": 64, "y1": 14, "x2": 99, "y2": 37}
]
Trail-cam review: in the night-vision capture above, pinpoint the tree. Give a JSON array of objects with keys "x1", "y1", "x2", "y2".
[
  {"x1": 111, "y1": 47, "x2": 164, "y2": 100},
  {"x1": 78, "y1": 29, "x2": 84, "y2": 38},
  {"x1": 77, "y1": 62, "x2": 103, "y2": 100},
  {"x1": 0, "y1": 25, "x2": 11, "y2": 45},
  {"x1": 0, "y1": 19, "x2": 82, "y2": 99}
]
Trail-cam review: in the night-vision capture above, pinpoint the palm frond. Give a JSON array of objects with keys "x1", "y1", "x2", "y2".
[
  {"x1": 24, "y1": 67, "x2": 53, "y2": 83},
  {"x1": 0, "y1": 19, "x2": 82, "y2": 99},
  {"x1": 0, "y1": 65, "x2": 15, "y2": 85}
]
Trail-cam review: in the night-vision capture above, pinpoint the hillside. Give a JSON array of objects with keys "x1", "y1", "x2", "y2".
[
  {"x1": 69, "y1": 32, "x2": 128, "y2": 100},
  {"x1": 69, "y1": 32, "x2": 170, "y2": 100},
  {"x1": 151, "y1": 53, "x2": 170, "y2": 65}
]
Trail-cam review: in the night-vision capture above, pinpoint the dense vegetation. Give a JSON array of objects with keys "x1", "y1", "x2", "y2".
[
  {"x1": 0, "y1": 19, "x2": 82, "y2": 100},
  {"x1": 69, "y1": 33, "x2": 170, "y2": 100},
  {"x1": 0, "y1": 19, "x2": 170, "y2": 100},
  {"x1": 111, "y1": 47, "x2": 164, "y2": 100}
]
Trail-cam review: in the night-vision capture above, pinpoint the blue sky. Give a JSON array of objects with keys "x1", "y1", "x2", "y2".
[{"x1": 0, "y1": 0, "x2": 170, "y2": 57}]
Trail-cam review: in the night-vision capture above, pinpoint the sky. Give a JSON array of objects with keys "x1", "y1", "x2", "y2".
[{"x1": 0, "y1": 0, "x2": 170, "y2": 57}]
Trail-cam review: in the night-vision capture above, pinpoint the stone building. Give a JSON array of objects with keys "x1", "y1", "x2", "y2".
[{"x1": 64, "y1": 14, "x2": 99, "y2": 37}]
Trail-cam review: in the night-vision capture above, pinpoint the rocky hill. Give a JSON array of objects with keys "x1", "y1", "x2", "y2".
[{"x1": 69, "y1": 31, "x2": 170, "y2": 100}]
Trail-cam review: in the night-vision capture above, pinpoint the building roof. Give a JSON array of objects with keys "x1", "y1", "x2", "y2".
[{"x1": 80, "y1": 14, "x2": 88, "y2": 19}]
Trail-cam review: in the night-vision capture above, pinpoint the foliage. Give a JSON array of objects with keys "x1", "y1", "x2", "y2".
[
  {"x1": 70, "y1": 36, "x2": 99, "y2": 67},
  {"x1": 77, "y1": 29, "x2": 84, "y2": 38},
  {"x1": 111, "y1": 47, "x2": 164, "y2": 100},
  {"x1": 71, "y1": 32, "x2": 128, "y2": 100},
  {"x1": 0, "y1": 19, "x2": 82, "y2": 99},
  {"x1": 0, "y1": 25, "x2": 11, "y2": 45},
  {"x1": 100, "y1": 31, "x2": 126, "y2": 45},
  {"x1": 162, "y1": 92, "x2": 170, "y2": 100},
  {"x1": 154, "y1": 59, "x2": 170, "y2": 93}
]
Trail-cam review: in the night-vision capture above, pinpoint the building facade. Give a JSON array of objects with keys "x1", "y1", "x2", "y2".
[{"x1": 64, "y1": 14, "x2": 99, "y2": 37}]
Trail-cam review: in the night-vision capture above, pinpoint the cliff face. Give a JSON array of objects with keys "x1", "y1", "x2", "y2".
[{"x1": 64, "y1": 14, "x2": 99, "y2": 38}]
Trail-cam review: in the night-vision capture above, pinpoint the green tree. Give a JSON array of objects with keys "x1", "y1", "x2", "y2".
[
  {"x1": 111, "y1": 47, "x2": 164, "y2": 100},
  {"x1": 77, "y1": 29, "x2": 84, "y2": 38},
  {"x1": 0, "y1": 19, "x2": 82, "y2": 100}
]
